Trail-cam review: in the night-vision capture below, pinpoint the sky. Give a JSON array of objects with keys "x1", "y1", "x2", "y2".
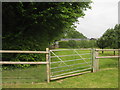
[{"x1": 75, "y1": 0, "x2": 119, "y2": 39}]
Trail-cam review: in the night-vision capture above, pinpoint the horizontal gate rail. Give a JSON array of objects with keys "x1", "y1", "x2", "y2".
[
  {"x1": 51, "y1": 65, "x2": 91, "y2": 74},
  {"x1": 51, "y1": 61, "x2": 92, "y2": 69},
  {"x1": 51, "y1": 58, "x2": 91, "y2": 64},
  {"x1": 51, "y1": 68, "x2": 92, "y2": 78},
  {"x1": 51, "y1": 71, "x2": 91, "y2": 80},
  {"x1": 0, "y1": 61, "x2": 48, "y2": 64},
  {"x1": 51, "y1": 53, "x2": 91, "y2": 58},
  {"x1": 50, "y1": 49, "x2": 91, "y2": 51}
]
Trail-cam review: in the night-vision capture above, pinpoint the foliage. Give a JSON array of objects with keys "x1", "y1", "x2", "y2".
[
  {"x1": 2, "y1": 2, "x2": 92, "y2": 68},
  {"x1": 62, "y1": 29, "x2": 87, "y2": 39},
  {"x1": 97, "y1": 24, "x2": 120, "y2": 49}
]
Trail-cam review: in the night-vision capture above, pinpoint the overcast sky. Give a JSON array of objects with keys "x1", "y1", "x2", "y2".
[{"x1": 75, "y1": 0, "x2": 119, "y2": 39}]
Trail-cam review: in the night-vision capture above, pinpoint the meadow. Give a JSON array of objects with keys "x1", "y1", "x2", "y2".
[{"x1": 2, "y1": 49, "x2": 118, "y2": 88}]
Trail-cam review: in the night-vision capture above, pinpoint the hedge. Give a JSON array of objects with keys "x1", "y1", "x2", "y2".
[{"x1": 59, "y1": 40, "x2": 97, "y2": 48}]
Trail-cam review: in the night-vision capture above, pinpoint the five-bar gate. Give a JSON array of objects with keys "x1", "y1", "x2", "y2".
[{"x1": 49, "y1": 49, "x2": 93, "y2": 80}]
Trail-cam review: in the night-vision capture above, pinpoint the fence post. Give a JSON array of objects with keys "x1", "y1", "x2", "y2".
[
  {"x1": 46, "y1": 48, "x2": 50, "y2": 83},
  {"x1": 92, "y1": 48, "x2": 95, "y2": 72},
  {"x1": 92, "y1": 49, "x2": 99, "y2": 72},
  {"x1": 96, "y1": 51, "x2": 99, "y2": 72}
]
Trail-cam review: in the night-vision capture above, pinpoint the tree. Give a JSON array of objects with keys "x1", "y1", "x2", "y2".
[
  {"x1": 3, "y1": 2, "x2": 91, "y2": 49},
  {"x1": 114, "y1": 24, "x2": 120, "y2": 48},
  {"x1": 97, "y1": 24, "x2": 120, "y2": 50},
  {"x1": 63, "y1": 29, "x2": 87, "y2": 39},
  {"x1": 2, "y1": 2, "x2": 92, "y2": 67}
]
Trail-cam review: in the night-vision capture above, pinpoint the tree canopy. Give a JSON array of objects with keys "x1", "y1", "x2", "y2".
[
  {"x1": 2, "y1": 2, "x2": 92, "y2": 66},
  {"x1": 3, "y1": 2, "x2": 91, "y2": 50},
  {"x1": 62, "y1": 29, "x2": 87, "y2": 39},
  {"x1": 97, "y1": 24, "x2": 120, "y2": 49}
]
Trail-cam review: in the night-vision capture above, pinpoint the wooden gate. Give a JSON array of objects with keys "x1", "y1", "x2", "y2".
[{"x1": 49, "y1": 49, "x2": 93, "y2": 80}]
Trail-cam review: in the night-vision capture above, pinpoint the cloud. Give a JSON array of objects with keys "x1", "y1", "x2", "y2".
[{"x1": 75, "y1": 0, "x2": 119, "y2": 38}]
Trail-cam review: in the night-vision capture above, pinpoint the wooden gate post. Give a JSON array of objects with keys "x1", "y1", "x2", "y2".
[
  {"x1": 46, "y1": 48, "x2": 50, "y2": 83},
  {"x1": 95, "y1": 51, "x2": 99, "y2": 72},
  {"x1": 92, "y1": 49, "x2": 99, "y2": 72}
]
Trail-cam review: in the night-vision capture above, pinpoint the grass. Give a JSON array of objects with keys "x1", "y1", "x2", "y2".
[
  {"x1": 2, "y1": 65, "x2": 47, "y2": 83},
  {"x1": 2, "y1": 48, "x2": 118, "y2": 88},
  {"x1": 2, "y1": 69, "x2": 118, "y2": 88}
]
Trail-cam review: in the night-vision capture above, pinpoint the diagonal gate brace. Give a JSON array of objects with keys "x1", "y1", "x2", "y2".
[
  {"x1": 50, "y1": 50, "x2": 69, "y2": 67},
  {"x1": 73, "y1": 49, "x2": 91, "y2": 67}
]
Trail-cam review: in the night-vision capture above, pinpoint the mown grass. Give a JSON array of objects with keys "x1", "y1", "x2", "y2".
[
  {"x1": 2, "y1": 48, "x2": 118, "y2": 88},
  {"x1": 99, "y1": 50, "x2": 118, "y2": 69},
  {"x1": 3, "y1": 69, "x2": 118, "y2": 88}
]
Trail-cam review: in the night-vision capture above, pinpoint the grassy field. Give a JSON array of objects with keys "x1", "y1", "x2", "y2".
[{"x1": 2, "y1": 48, "x2": 118, "y2": 88}]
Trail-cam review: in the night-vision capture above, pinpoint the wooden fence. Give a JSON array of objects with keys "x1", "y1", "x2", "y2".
[
  {"x1": 92, "y1": 49, "x2": 120, "y2": 72},
  {"x1": 0, "y1": 48, "x2": 119, "y2": 83},
  {"x1": 0, "y1": 48, "x2": 50, "y2": 83}
]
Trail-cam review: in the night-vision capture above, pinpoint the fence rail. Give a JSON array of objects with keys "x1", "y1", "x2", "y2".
[
  {"x1": 96, "y1": 56, "x2": 120, "y2": 59},
  {"x1": 0, "y1": 50, "x2": 48, "y2": 54},
  {"x1": 95, "y1": 49, "x2": 120, "y2": 51},
  {"x1": 0, "y1": 61, "x2": 48, "y2": 64}
]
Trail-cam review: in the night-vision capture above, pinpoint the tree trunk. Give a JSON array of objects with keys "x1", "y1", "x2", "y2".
[
  {"x1": 102, "y1": 48, "x2": 104, "y2": 54},
  {"x1": 114, "y1": 51, "x2": 115, "y2": 55}
]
